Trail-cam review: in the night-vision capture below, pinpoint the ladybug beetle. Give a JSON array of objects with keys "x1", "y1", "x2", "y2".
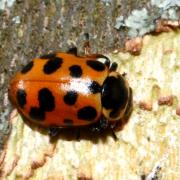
[{"x1": 8, "y1": 48, "x2": 132, "y2": 138}]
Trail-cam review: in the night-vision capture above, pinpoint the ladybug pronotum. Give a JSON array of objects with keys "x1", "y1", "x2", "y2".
[{"x1": 8, "y1": 48, "x2": 132, "y2": 137}]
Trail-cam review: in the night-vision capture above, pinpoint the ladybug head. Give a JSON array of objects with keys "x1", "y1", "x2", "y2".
[{"x1": 101, "y1": 72, "x2": 132, "y2": 122}]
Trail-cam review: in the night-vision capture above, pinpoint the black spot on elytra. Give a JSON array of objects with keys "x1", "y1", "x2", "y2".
[
  {"x1": 77, "y1": 106, "x2": 97, "y2": 121},
  {"x1": 21, "y1": 61, "x2": 34, "y2": 74},
  {"x1": 64, "y1": 91, "x2": 78, "y2": 106},
  {"x1": 64, "y1": 119, "x2": 73, "y2": 125},
  {"x1": 88, "y1": 81, "x2": 101, "y2": 94},
  {"x1": 86, "y1": 60, "x2": 105, "y2": 71},
  {"x1": 43, "y1": 57, "x2": 63, "y2": 74},
  {"x1": 16, "y1": 89, "x2": 27, "y2": 108},
  {"x1": 69, "y1": 65, "x2": 82, "y2": 78},
  {"x1": 40, "y1": 53, "x2": 56, "y2": 59},
  {"x1": 38, "y1": 88, "x2": 55, "y2": 111},
  {"x1": 29, "y1": 107, "x2": 45, "y2": 120}
]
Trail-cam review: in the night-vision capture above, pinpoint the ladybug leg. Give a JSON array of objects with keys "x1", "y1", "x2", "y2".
[
  {"x1": 48, "y1": 127, "x2": 61, "y2": 138},
  {"x1": 122, "y1": 72, "x2": 127, "y2": 77},
  {"x1": 76, "y1": 128, "x2": 81, "y2": 140},
  {"x1": 110, "y1": 129, "x2": 118, "y2": 141},
  {"x1": 67, "y1": 47, "x2": 78, "y2": 56},
  {"x1": 91, "y1": 116, "x2": 108, "y2": 132},
  {"x1": 99, "y1": 116, "x2": 109, "y2": 130},
  {"x1": 91, "y1": 117, "x2": 118, "y2": 140},
  {"x1": 109, "y1": 62, "x2": 118, "y2": 72}
]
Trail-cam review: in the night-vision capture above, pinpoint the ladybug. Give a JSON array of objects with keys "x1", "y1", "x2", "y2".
[{"x1": 8, "y1": 48, "x2": 132, "y2": 138}]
